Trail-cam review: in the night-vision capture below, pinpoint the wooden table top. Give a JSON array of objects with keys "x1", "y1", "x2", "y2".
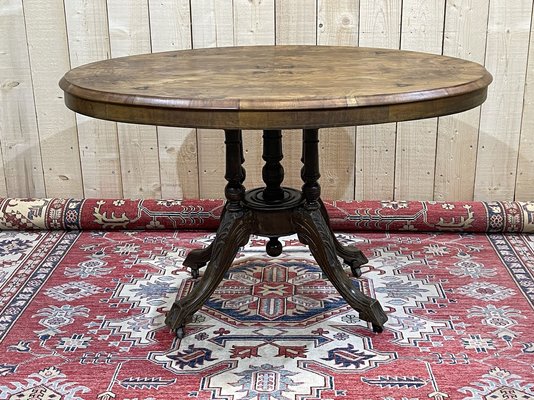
[{"x1": 60, "y1": 45, "x2": 492, "y2": 130}]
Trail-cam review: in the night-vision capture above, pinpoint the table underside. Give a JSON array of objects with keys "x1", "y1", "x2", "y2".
[{"x1": 165, "y1": 129, "x2": 388, "y2": 337}]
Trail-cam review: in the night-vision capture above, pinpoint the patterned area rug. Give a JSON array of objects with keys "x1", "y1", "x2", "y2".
[{"x1": 1, "y1": 226, "x2": 533, "y2": 399}]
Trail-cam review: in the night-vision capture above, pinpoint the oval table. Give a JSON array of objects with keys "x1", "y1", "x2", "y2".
[{"x1": 60, "y1": 45, "x2": 492, "y2": 338}]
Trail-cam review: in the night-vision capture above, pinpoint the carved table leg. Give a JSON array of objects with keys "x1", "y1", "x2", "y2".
[
  {"x1": 166, "y1": 129, "x2": 250, "y2": 337},
  {"x1": 165, "y1": 209, "x2": 252, "y2": 337},
  {"x1": 293, "y1": 208, "x2": 387, "y2": 331},
  {"x1": 183, "y1": 242, "x2": 214, "y2": 279},
  {"x1": 299, "y1": 129, "x2": 387, "y2": 331},
  {"x1": 183, "y1": 208, "x2": 227, "y2": 278},
  {"x1": 318, "y1": 199, "x2": 368, "y2": 277}
]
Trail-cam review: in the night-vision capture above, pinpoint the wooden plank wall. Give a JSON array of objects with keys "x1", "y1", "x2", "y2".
[{"x1": 1, "y1": 0, "x2": 533, "y2": 201}]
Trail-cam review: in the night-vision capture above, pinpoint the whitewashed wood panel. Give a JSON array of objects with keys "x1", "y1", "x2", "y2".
[
  {"x1": 191, "y1": 0, "x2": 234, "y2": 199},
  {"x1": 474, "y1": 0, "x2": 533, "y2": 200},
  {"x1": 276, "y1": 0, "x2": 317, "y2": 191},
  {"x1": 191, "y1": 0, "x2": 234, "y2": 50},
  {"x1": 149, "y1": 0, "x2": 192, "y2": 52},
  {"x1": 395, "y1": 0, "x2": 445, "y2": 200},
  {"x1": 234, "y1": 0, "x2": 276, "y2": 193},
  {"x1": 23, "y1": 0, "x2": 83, "y2": 197},
  {"x1": 107, "y1": 0, "x2": 162, "y2": 198},
  {"x1": 434, "y1": 0, "x2": 490, "y2": 201},
  {"x1": 64, "y1": 0, "x2": 122, "y2": 198},
  {"x1": 515, "y1": 15, "x2": 534, "y2": 201},
  {"x1": 317, "y1": 0, "x2": 358, "y2": 200},
  {"x1": 234, "y1": 0, "x2": 275, "y2": 47},
  {"x1": 0, "y1": 147, "x2": 6, "y2": 196},
  {"x1": 149, "y1": 0, "x2": 199, "y2": 199},
  {"x1": 317, "y1": 0, "x2": 358, "y2": 46},
  {"x1": 0, "y1": 0, "x2": 45, "y2": 197},
  {"x1": 2, "y1": 2, "x2": 534, "y2": 201},
  {"x1": 355, "y1": 0, "x2": 401, "y2": 200}
]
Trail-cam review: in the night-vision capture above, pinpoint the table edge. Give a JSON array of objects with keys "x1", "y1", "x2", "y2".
[
  {"x1": 59, "y1": 71, "x2": 492, "y2": 112},
  {"x1": 62, "y1": 86, "x2": 489, "y2": 130}
]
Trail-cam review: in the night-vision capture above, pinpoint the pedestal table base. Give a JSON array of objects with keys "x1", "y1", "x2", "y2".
[{"x1": 165, "y1": 129, "x2": 388, "y2": 338}]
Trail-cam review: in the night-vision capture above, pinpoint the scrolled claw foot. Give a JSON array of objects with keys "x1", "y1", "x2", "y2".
[
  {"x1": 372, "y1": 324, "x2": 384, "y2": 333},
  {"x1": 165, "y1": 303, "x2": 191, "y2": 334},
  {"x1": 183, "y1": 244, "x2": 213, "y2": 277},
  {"x1": 293, "y1": 208, "x2": 388, "y2": 332},
  {"x1": 174, "y1": 326, "x2": 185, "y2": 338},
  {"x1": 338, "y1": 245, "x2": 368, "y2": 269},
  {"x1": 350, "y1": 263, "x2": 362, "y2": 278}
]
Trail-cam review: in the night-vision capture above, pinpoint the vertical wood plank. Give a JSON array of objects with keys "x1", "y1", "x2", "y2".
[
  {"x1": 191, "y1": 0, "x2": 234, "y2": 49},
  {"x1": 434, "y1": 0, "x2": 490, "y2": 201},
  {"x1": 316, "y1": 0, "x2": 358, "y2": 200},
  {"x1": 149, "y1": 0, "x2": 192, "y2": 52},
  {"x1": 356, "y1": 0, "x2": 401, "y2": 200},
  {"x1": 395, "y1": 0, "x2": 445, "y2": 200},
  {"x1": 64, "y1": 0, "x2": 122, "y2": 198},
  {"x1": 23, "y1": 0, "x2": 83, "y2": 197},
  {"x1": 149, "y1": 0, "x2": 199, "y2": 199},
  {"x1": 317, "y1": 0, "x2": 358, "y2": 46},
  {"x1": 235, "y1": 0, "x2": 276, "y2": 192},
  {"x1": 276, "y1": 0, "x2": 317, "y2": 45},
  {"x1": 191, "y1": 0, "x2": 234, "y2": 199},
  {"x1": 0, "y1": 0, "x2": 46, "y2": 197},
  {"x1": 276, "y1": 0, "x2": 317, "y2": 190},
  {"x1": 234, "y1": 0, "x2": 275, "y2": 46},
  {"x1": 0, "y1": 0, "x2": 45, "y2": 197},
  {"x1": 107, "y1": 0, "x2": 162, "y2": 198},
  {"x1": 515, "y1": 12, "x2": 534, "y2": 200},
  {"x1": 474, "y1": 0, "x2": 533, "y2": 200},
  {"x1": 0, "y1": 145, "x2": 6, "y2": 196}
]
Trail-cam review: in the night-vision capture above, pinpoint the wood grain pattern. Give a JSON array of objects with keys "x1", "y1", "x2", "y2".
[
  {"x1": 23, "y1": 0, "x2": 83, "y2": 197},
  {"x1": 434, "y1": 0, "x2": 489, "y2": 201},
  {"x1": 474, "y1": 0, "x2": 533, "y2": 200},
  {"x1": 355, "y1": 0, "x2": 401, "y2": 200},
  {"x1": 64, "y1": 0, "x2": 122, "y2": 197},
  {"x1": 515, "y1": 13, "x2": 534, "y2": 201},
  {"x1": 317, "y1": 0, "x2": 358, "y2": 46},
  {"x1": 0, "y1": 0, "x2": 45, "y2": 197}
]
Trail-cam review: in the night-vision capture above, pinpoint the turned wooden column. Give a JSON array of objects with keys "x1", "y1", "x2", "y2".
[
  {"x1": 301, "y1": 128, "x2": 321, "y2": 208},
  {"x1": 262, "y1": 130, "x2": 284, "y2": 201},
  {"x1": 224, "y1": 129, "x2": 246, "y2": 211}
]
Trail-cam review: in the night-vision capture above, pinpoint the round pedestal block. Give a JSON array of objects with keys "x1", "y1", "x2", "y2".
[{"x1": 243, "y1": 187, "x2": 304, "y2": 211}]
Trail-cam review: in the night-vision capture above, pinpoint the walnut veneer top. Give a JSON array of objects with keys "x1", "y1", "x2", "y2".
[{"x1": 60, "y1": 45, "x2": 492, "y2": 130}]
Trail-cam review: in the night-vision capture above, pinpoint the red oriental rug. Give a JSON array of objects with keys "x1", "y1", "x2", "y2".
[{"x1": 0, "y1": 199, "x2": 533, "y2": 400}]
